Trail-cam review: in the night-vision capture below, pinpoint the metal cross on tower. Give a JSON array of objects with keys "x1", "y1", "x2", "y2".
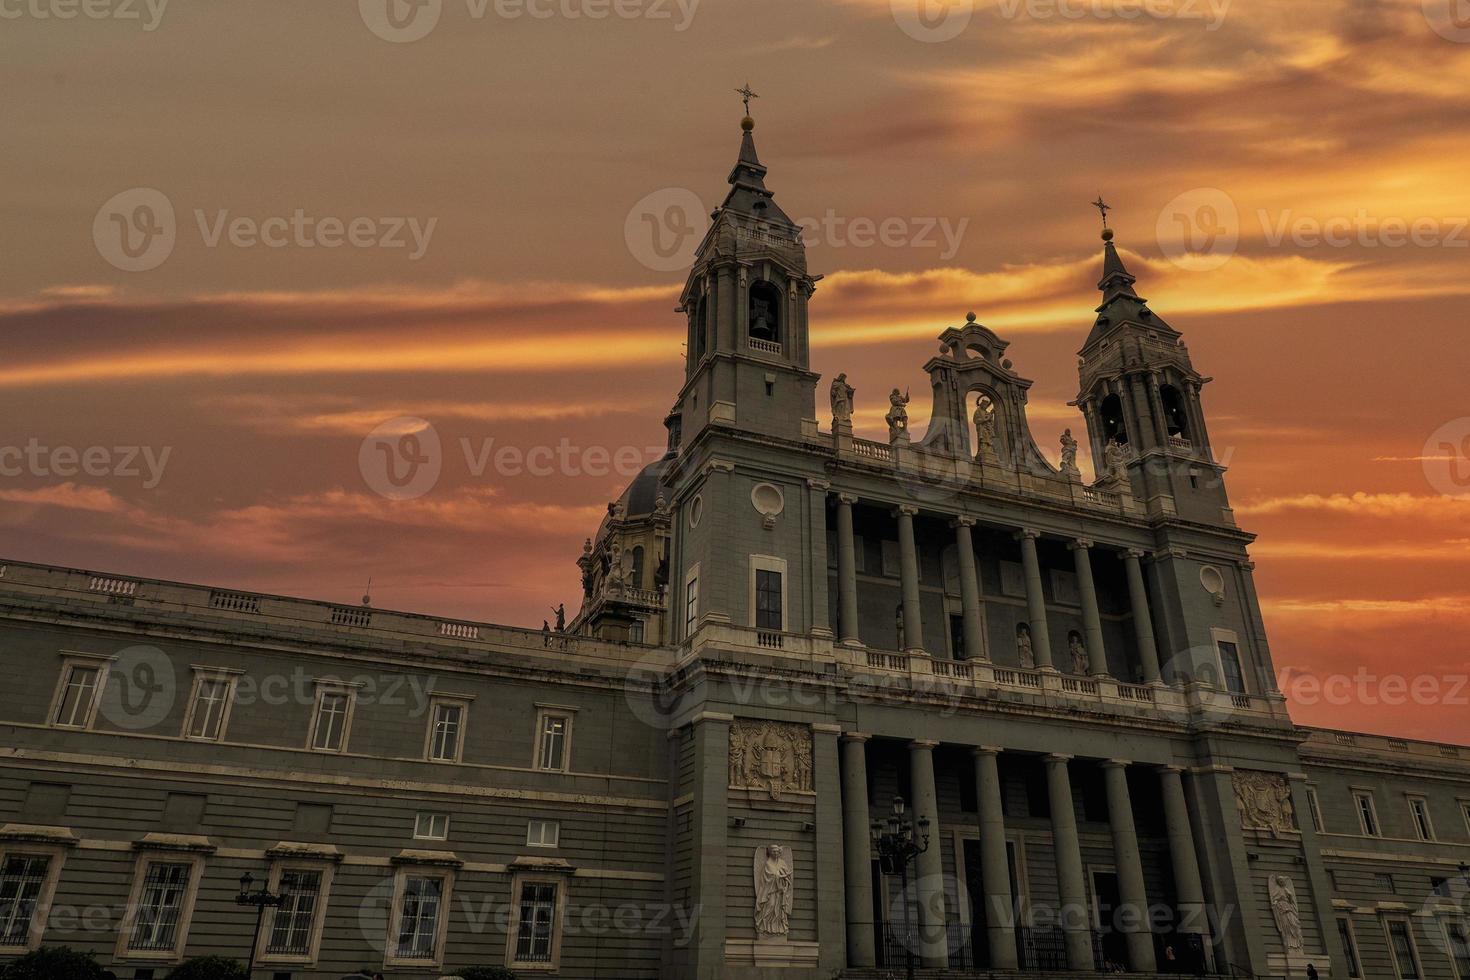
[{"x1": 735, "y1": 83, "x2": 759, "y2": 115}]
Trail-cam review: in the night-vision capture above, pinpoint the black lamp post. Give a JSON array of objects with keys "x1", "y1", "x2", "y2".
[
  {"x1": 235, "y1": 871, "x2": 288, "y2": 978},
  {"x1": 872, "y1": 795, "x2": 931, "y2": 980}
]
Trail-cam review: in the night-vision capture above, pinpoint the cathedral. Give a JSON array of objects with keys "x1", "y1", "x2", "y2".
[{"x1": 1, "y1": 111, "x2": 1467, "y2": 980}]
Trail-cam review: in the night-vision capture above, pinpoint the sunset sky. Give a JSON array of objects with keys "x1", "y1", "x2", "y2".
[{"x1": 3, "y1": 0, "x2": 1468, "y2": 740}]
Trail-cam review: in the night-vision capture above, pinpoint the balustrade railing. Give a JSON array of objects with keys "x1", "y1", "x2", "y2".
[{"x1": 851, "y1": 438, "x2": 894, "y2": 462}]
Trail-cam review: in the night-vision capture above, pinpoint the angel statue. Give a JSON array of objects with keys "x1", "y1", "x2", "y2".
[
  {"x1": 753, "y1": 844, "x2": 794, "y2": 939},
  {"x1": 885, "y1": 388, "x2": 910, "y2": 442},
  {"x1": 1268, "y1": 874, "x2": 1303, "y2": 951},
  {"x1": 830, "y1": 373, "x2": 855, "y2": 424}
]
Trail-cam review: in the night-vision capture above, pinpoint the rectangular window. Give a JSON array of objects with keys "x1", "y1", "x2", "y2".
[
  {"x1": 394, "y1": 874, "x2": 446, "y2": 961},
  {"x1": 53, "y1": 665, "x2": 102, "y2": 728},
  {"x1": 1305, "y1": 786, "x2": 1324, "y2": 832},
  {"x1": 0, "y1": 855, "x2": 51, "y2": 949},
  {"x1": 427, "y1": 701, "x2": 465, "y2": 763},
  {"x1": 1216, "y1": 640, "x2": 1246, "y2": 694},
  {"x1": 755, "y1": 569, "x2": 783, "y2": 631},
  {"x1": 413, "y1": 812, "x2": 449, "y2": 842},
  {"x1": 684, "y1": 573, "x2": 699, "y2": 638},
  {"x1": 1444, "y1": 919, "x2": 1470, "y2": 980},
  {"x1": 264, "y1": 869, "x2": 323, "y2": 957},
  {"x1": 536, "y1": 712, "x2": 572, "y2": 772},
  {"x1": 526, "y1": 819, "x2": 560, "y2": 848},
  {"x1": 1374, "y1": 872, "x2": 1396, "y2": 894},
  {"x1": 1355, "y1": 792, "x2": 1381, "y2": 837},
  {"x1": 185, "y1": 676, "x2": 233, "y2": 741},
  {"x1": 310, "y1": 689, "x2": 352, "y2": 753},
  {"x1": 129, "y1": 862, "x2": 192, "y2": 953},
  {"x1": 1462, "y1": 801, "x2": 1470, "y2": 836},
  {"x1": 511, "y1": 879, "x2": 562, "y2": 968},
  {"x1": 1336, "y1": 917, "x2": 1361, "y2": 978},
  {"x1": 1384, "y1": 917, "x2": 1421, "y2": 979},
  {"x1": 1408, "y1": 796, "x2": 1435, "y2": 841}
]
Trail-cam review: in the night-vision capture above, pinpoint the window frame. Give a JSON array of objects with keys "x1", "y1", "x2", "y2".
[
  {"x1": 1442, "y1": 916, "x2": 1470, "y2": 980},
  {"x1": 1336, "y1": 915, "x2": 1361, "y2": 978},
  {"x1": 1209, "y1": 627, "x2": 1248, "y2": 695},
  {"x1": 48, "y1": 653, "x2": 113, "y2": 730},
  {"x1": 749, "y1": 555, "x2": 788, "y2": 633},
  {"x1": 307, "y1": 682, "x2": 358, "y2": 754},
  {"x1": 1381, "y1": 913, "x2": 1423, "y2": 980},
  {"x1": 0, "y1": 845, "x2": 68, "y2": 953},
  {"x1": 683, "y1": 563, "x2": 701, "y2": 639},
  {"x1": 506, "y1": 872, "x2": 568, "y2": 972},
  {"x1": 1305, "y1": 785, "x2": 1324, "y2": 833},
  {"x1": 384, "y1": 865, "x2": 455, "y2": 970},
  {"x1": 534, "y1": 706, "x2": 576, "y2": 773},
  {"x1": 1407, "y1": 795, "x2": 1435, "y2": 842},
  {"x1": 256, "y1": 860, "x2": 334, "y2": 967},
  {"x1": 1353, "y1": 790, "x2": 1381, "y2": 837},
  {"x1": 423, "y1": 694, "x2": 472, "y2": 764},
  {"x1": 526, "y1": 819, "x2": 561, "y2": 849},
  {"x1": 181, "y1": 667, "x2": 241, "y2": 742},
  {"x1": 114, "y1": 851, "x2": 206, "y2": 965},
  {"x1": 1462, "y1": 800, "x2": 1470, "y2": 838},
  {"x1": 413, "y1": 811, "x2": 450, "y2": 842}
]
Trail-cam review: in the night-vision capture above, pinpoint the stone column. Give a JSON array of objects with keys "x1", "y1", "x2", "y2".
[
  {"x1": 1069, "y1": 539, "x2": 1109, "y2": 677},
  {"x1": 1102, "y1": 760, "x2": 1158, "y2": 972},
  {"x1": 953, "y1": 518, "x2": 985, "y2": 661},
  {"x1": 1159, "y1": 766, "x2": 1208, "y2": 938},
  {"x1": 840, "y1": 734, "x2": 876, "y2": 967},
  {"x1": 1123, "y1": 549, "x2": 1163, "y2": 685},
  {"x1": 1129, "y1": 374, "x2": 1158, "y2": 451},
  {"x1": 1016, "y1": 530, "x2": 1054, "y2": 670},
  {"x1": 807, "y1": 479, "x2": 832, "y2": 637},
  {"x1": 909, "y1": 739, "x2": 948, "y2": 968},
  {"x1": 973, "y1": 747, "x2": 1018, "y2": 969},
  {"x1": 1083, "y1": 397, "x2": 1106, "y2": 469},
  {"x1": 836, "y1": 494, "x2": 861, "y2": 646},
  {"x1": 897, "y1": 506, "x2": 924, "y2": 654},
  {"x1": 1184, "y1": 379, "x2": 1214, "y2": 459},
  {"x1": 1046, "y1": 753, "x2": 1094, "y2": 971},
  {"x1": 1147, "y1": 371, "x2": 1170, "y2": 447}
]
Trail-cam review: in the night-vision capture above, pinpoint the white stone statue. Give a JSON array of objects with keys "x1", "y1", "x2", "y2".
[
  {"x1": 974, "y1": 396, "x2": 997, "y2": 459},
  {"x1": 1060, "y1": 428, "x2": 1080, "y2": 475},
  {"x1": 1016, "y1": 623, "x2": 1035, "y2": 668},
  {"x1": 753, "y1": 844, "x2": 794, "y2": 939},
  {"x1": 830, "y1": 373, "x2": 854, "y2": 424},
  {"x1": 1104, "y1": 439, "x2": 1128, "y2": 481},
  {"x1": 1069, "y1": 631, "x2": 1089, "y2": 674},
  {"x1": 1268, "y1": 874, "x2": 1303, "y2": 951},
  {"x1": 885, "y1": 388, "x2": 910, "y2": 442}
]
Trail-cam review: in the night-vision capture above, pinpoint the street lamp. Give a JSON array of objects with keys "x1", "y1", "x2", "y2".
[
  {"x1": 872, "y1": 795, "x2": 931, "y2": 980},
  {"x1": 235, "y1": 871, "x2": 288, "y2": 978}
]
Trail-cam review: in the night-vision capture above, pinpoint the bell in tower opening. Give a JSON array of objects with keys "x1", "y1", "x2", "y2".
[{"x1": 749, "y1": 280, "x2": 781, "y2": 344}]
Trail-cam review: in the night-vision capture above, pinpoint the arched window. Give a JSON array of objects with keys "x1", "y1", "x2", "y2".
[
  {"x1": 748, "y1": 280, "x2": 782, "y2": 345},
  {"x1": 1159, "y1": 384, "x2": 1190, "y2": 439},
  {"x1": 630, "y1": 546, "x2": 646, "y2": 590},
  {"x1": 1100, "y1": 393, "x2": 1128, "y2": 446}
]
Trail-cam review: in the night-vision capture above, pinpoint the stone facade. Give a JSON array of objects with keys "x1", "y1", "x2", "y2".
[{"x1": 1, "y1": 116, "x2": 1468, "y2": 980}]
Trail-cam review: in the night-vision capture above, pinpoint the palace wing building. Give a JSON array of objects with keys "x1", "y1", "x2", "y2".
[{"x1": 2, "y1": 114, "x2": 1469, "y2": 980}]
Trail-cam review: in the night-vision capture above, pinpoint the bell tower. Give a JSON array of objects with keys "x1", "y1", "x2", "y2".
[
  {"x1": 1075, "y1": 212, "x2": 1235, "y2": 526},
  {"x1": 673, "y1": 96, "x2": 821, "y2": 445}
]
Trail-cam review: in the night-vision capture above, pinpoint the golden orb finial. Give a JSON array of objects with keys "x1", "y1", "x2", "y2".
[
  {"x1": 741, "y1": 115, "x2": 754, "y2": 132},
  {"x1": 1101, "y1": 227, "x2": 1114, "y2": 242}
]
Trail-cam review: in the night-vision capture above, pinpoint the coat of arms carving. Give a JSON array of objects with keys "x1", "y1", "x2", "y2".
[
  {"x1": 729, "y1": 720, "x2": 814, "y2": 800},
  {"x1": 1233, "y1": 769, "x2": 1297, "y2": 836}
]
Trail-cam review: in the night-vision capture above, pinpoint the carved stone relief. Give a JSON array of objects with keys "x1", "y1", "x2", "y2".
[
  {"x1": 729, "y1": 720, "x2": 814, "y2": 800},
  {"x1": 1233, "y1": 770, "x2": 1298, "y2": 836}
]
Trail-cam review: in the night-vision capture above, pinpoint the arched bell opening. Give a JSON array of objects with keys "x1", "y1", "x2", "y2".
[{"x1": 748, "y1": 280, "x2": 782, "y2": 346}]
